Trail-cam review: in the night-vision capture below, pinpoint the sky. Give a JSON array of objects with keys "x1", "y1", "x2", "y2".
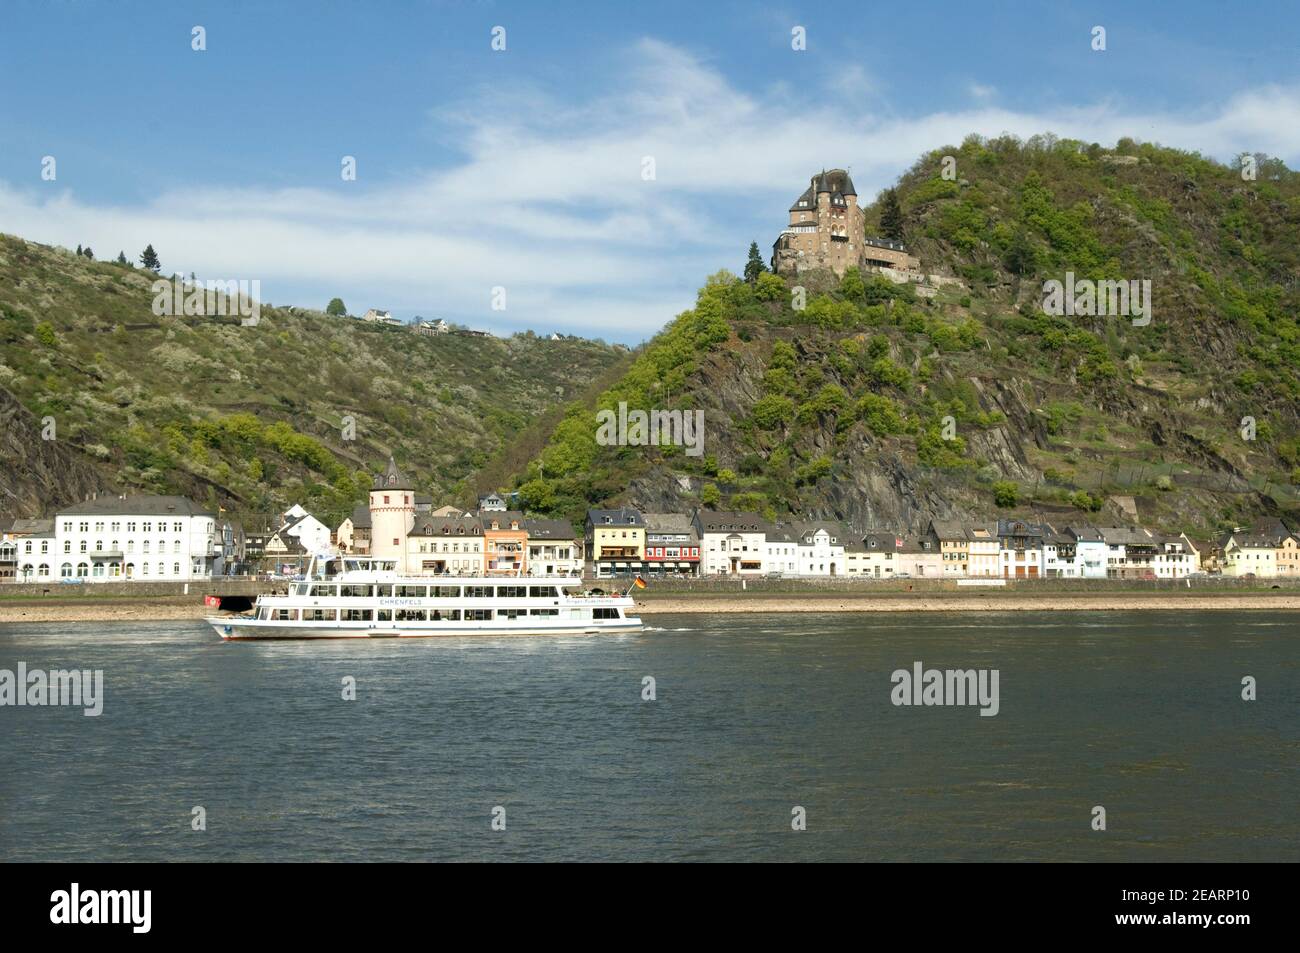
[{"x1": 2, "y1": 0, "x2": 1298, "y2": 344}]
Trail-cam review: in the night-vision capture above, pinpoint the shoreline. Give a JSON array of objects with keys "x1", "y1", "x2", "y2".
[{"x1": 1, "y1": 591, "x2": 1299, "y2": 623}]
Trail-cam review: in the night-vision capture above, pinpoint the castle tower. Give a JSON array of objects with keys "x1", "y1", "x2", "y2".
[{"x1": 369, "y1": 456, "x2": 415, "y2": 571}]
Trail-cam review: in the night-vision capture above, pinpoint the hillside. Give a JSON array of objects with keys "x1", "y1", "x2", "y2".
[
  {"x1": 0, "y1": 233, "x2": 627, "y2": 525},
  {"x1": 504, "y1": 135, "x2": 1300, "y2": 536}
]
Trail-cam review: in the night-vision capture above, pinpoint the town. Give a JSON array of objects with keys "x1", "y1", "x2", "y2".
[{"x1": 2, "y1": 456, "x2": 1296, "y2": 584}]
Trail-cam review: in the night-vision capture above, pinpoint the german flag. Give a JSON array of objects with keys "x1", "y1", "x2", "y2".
[{"x1": 632, "y1": 575, "x2": 647, "y2": 589}]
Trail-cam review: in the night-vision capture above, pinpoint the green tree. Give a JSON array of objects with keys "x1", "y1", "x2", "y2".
[
  {"x1": 879, "y1": 188, "x2": 905, "y2": 240},
  {"x1": 116, "y1": 251, "x2": 128, "y2": 265},
  {"x1": 993, "y1": 481, "x2": 1019, "y2": 508},
  {"x1": 754, "y1": 271, "x2": 786, "y2": 301},
  {"x1": 701, "y1": 483, "x2": 721, "y2": 507},
  {"x1": 743, "y1": 241, "x2": 768, "y2": 283},
  {"x1": 1003, "y1": 228, "x2": 1037, "y2": 275},
  {"x1": 140, "y1": 244, "x2": 161, "y2": 272},
  {"x1": 326, "y1": 297, "x2": 348, "y2": 317}
]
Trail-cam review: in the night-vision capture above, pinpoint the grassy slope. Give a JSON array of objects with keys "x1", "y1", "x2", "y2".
[{"x1": 0, "y1": 234, "x2": 624, "y2": 526}]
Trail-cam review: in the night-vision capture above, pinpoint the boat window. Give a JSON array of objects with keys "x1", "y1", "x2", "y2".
[
  {"x1": 274, "y1": 609, "x2": 297, "y2": 621},
  {"x1": 465, "y1": 609, "x2": 492, "y2": 621},
  {"x1": 464, "y1": 586, "x2": 493, "y2": 598},
  {"x1": 497, "y1": 608, "x2": 525, "y2": 619},
  {"x1": 395, "y1": 585, "x2": 427, "y2": 598},
  {"x1": 429, "y1": 586, "x2": 460, "y2": 598},
  {"x1": 528, "y1": 586, "x2": 558, "y2": 598},
  {"x1": 340, "y1": 585, "x2": 374, "y2": 598},
  {"x1": 310, "y1": 584, "x2": 335, "y2": 597},
  {"x1": 395, "y1": 609, "x2": 427, "y2": 621},
  {"x1": 375, "y1": 585, "x2": 393, "y2": 597},
  {"x1": 593, "y1": 607, "x2": 621, "y2": 620},
  {"x1": 530, "y1": 608, "x2": 559, "y2": 616},
  {"x1": 429, "y1": 609, "x2": 460, "y2": 621},
  {"x1": 303, "y1": 609, "x2": 336, "y2": 621},
  {"x1": 498, "y1": 586, "x2": 527, "y2": 598},
  {"x1": 342, "y1": 609, "x2": 372, "y2": 621},
  {"x1": 376, "y1": 610, "x2": 393, "y2": 622}
]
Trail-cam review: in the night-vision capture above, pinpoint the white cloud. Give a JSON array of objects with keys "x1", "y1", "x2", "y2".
[{"x1": 2, "y1": 40, "x2": 1298, "y2": 341}]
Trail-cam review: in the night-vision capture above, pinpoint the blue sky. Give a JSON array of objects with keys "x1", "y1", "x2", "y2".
[{"x1": 2, "y1": 0, "x2": 1298, "y2": 343}]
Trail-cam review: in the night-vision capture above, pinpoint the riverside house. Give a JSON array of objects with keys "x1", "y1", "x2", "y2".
[
  {"x1": 930, "y1": 520, "x2": 969, "y2": 576},
  {"x1": 997, "y1": 519, "x2": 1048, "y2": 579},
  {"x1": 694, "y1": 510, "x2": 767, "y2": 576},
  {"x1": 641, "y1": 513, "x2": 701, "y2": 578},
  {"x1": 965, "y1": 523, "x2": 1000, "y2": 577},
  {"x1": 10, "y1": 495, "x2": 218, "y2": 582},
  {"x1": 585, "y1": 507, "x2": 646, "y2": 578},
  {"x1": 522, "y1": 519, "x2": 583, "y2": 576},
  {"x1": 794, "y1": 521, "x2": 847, "y2": 576},
  {"x1": 483, "y1": 511, "x2": 528, "y2": 575}
]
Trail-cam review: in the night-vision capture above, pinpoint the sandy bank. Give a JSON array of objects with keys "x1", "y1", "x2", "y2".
[{"x1": 634, "y1": 595, "x2": 1300, "y2": 613}]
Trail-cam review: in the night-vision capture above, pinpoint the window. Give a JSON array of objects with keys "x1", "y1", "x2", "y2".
[
  {"x1": 63, "y1": 541, "x2": 71, "y2": 553},
  {"x1": 593, "y1": 608, "x2": 621, "y2": 620},
  {"x1": 394, "y1": 585, "x2": 426, "y2": 598},
  {"x1": 80, "y1": 540, "x2": 87, "y2": 553},
  {"x1": 465, "y1": 609, "x2": 492, "y2": 621},
  {"x1": 61, "y1": 562, "x2": 73, "y2": 578}
]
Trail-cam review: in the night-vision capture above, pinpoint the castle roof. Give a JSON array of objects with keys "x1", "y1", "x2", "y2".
[
  {"x1": 373, "y1": 456, "x2": 413, "y2": 491},
  {"x1": 790, "y1": 169, "x2": 857, "y2": 211}
]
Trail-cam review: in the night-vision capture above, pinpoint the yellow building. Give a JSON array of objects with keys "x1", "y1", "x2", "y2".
[
  {"x1": 964, "y1": 523, "x2": 1000, "y2": 577},
  {"x1": 585, "y1": 508, "x2": 645, "y2": 578}
]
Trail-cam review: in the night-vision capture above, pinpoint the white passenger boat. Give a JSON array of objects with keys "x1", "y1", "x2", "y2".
[{"x1": 207, "y1": 554, "x2": 643, "y2": 640}]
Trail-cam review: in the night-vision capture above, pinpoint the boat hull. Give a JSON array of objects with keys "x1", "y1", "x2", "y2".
[{"x1": 207, "y1": 616, "x2": 644, "y2": 640}]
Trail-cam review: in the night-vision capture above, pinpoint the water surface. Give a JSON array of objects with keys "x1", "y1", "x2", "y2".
[{"x1": 1, "y1": 611, "x2": 1295, "y2": 861}]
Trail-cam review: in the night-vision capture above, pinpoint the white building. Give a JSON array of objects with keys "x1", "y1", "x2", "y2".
[
  {"x1": 279, "y1": 504, "x2": 332, "y2": 555},
  {"x1": 13, "y1": 495, "x2": 218, "y2": 582},
  {"x1": 793, "y1": 521, "x2": 846, "y2": 576},
  {"x1": 764, "y1": 526, "x2": 799, "y2": 576},
  {"x1": 523, "y1": 519, "x2": 583, "y2": 576},
  {"x1": 1153, "y1": 534, "x2": 1199, "y2": 578},
  {"x1": 693, "y1": 510, "x2": 766, "y2": 575},
  {"x1": 1065, "y1": 527, "x2": 1108, "y2": 578}
]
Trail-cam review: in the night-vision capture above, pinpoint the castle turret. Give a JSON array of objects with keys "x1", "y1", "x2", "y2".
[{"x1": 369, "y1": 456, "x2": 415, "y2": 570}]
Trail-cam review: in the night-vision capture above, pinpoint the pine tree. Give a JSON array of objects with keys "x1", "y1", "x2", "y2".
[
  {"x1": 140, "y1": 244, "x2": 161, "y2": 272},
  {"x1": 76, "y1": 244, "x2": 83, "y2": 256},
  {"x1": 116, "y1": 251, "x2": 128, "y2": 265},
  {"x1": 743, "y1": 241, "x2": 768, "y2": 283},
  {"x1": 83, "y1": 247, "x2": 94, "y2": 260},
  {"x1": 879, "y1": 189, "x2": 905, "y2": 240}
]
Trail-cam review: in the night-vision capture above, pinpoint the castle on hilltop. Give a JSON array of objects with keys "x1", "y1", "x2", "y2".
[{"x1": 772, "y1": 168, "x2": 921, "y2": 278}]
